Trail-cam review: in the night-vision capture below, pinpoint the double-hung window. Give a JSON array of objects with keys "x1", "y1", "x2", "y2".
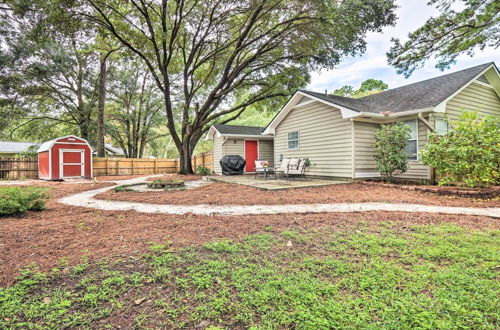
[
  {"x1": 404, "y1": 120, "x2": 418, "y2": 160},
  {"x1": 288, "y1": 131, "x2": 299, "y2": 150},
  {"x1": 435, "y1": 117, "x2": 449, "y2": 135}
]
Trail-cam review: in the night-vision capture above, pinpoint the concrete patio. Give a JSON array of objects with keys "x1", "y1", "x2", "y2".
[{"x1": 206, "y1": 175, "x2": 350, "y2": 190}]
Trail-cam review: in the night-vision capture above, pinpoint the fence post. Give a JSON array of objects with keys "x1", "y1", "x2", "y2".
[
  {"x1": 132, "y1": 159, "x2": 135, "y2": 175},
  {"x1": 105, "y1": 158, "x2": 109, "y2": 176},
  {"x1": 154, "y1": 158, "x2": 158, "y2": 174},
  {"x1": 116, "y1": 159, "x2": 119, "y2": 175}
]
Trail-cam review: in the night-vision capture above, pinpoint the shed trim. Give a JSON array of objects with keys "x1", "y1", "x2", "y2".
[{"x1": 37, "y1": 135, "x2": 93, "y2": 153}]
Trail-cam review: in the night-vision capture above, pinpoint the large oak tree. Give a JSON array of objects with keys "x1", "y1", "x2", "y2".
[
  {"x1": 84, "y1": 0, "x2": 397, "y2": 173},
  {"x1": 388, "y1": 0, "x2": 499, "y2": 77}
]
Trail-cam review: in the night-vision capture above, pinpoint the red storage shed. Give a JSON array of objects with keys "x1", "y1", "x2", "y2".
[{"x1": 37, "y1": 135, "x2": 93, "y2": 180}]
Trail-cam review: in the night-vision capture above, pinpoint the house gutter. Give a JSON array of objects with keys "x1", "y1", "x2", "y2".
[{"x1": 351, "y1": 107, "x2": 435, "y2": 119}]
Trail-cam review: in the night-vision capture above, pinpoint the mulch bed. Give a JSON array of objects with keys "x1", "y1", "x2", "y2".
[
  {"x1": 363, "y1": 181, "x2": 500, "y2": 199},
  {"x1": 1, "y1": 178, "x2": 498, "y2": 287},
  {"x1": 97, "y1": 181, "x2": 500, "y2": 208}
]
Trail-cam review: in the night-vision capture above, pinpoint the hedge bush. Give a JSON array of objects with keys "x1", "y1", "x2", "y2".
[
  {"x1": 420, "y1": 112, "x2": 500, "y2": 187},
  {"x1": 374, "y1": 123, "x2": 411, "y2": 181},
  {"x1": 0, "y1": 187, "x2": 49, "y2": 216}
]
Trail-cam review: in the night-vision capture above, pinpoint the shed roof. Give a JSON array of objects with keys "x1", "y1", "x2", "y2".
[
  {"x1": 0, "y1": 141, "x2": 39, "y2": 154},
  {"x1": 37, "y1": 135, "x2": 92, "y2": 153}
]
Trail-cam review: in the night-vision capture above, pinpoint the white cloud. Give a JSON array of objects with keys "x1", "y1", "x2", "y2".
[{"x1": 308, "y1": 0, "x2": 499, "y2": 92}]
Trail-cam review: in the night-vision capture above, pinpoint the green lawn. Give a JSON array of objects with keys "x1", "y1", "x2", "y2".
[{"x1": 1, "y1": 222, "x2": 498, "y2": 329}]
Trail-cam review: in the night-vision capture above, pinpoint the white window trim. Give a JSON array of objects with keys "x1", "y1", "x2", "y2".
[
  {"x1": 404, "y1": 119, "x2": 419, "y2": 161},
  {"x1": 287, "y1": 131, "x2": 300, "y2": 150},
  {"x1": 435, "y1": 117, "x2": 449, "y2": 135}
]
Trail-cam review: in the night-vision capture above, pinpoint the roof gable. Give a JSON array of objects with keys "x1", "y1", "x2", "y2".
[
  {"x1": 37, "y1": 135, "x2": 92, "y2": 153},
  {"x1": 358, "y1": 62, "x2": 496, "y2": 113}
]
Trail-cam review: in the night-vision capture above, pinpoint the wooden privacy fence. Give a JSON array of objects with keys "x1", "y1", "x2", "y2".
[
  {"x1": 0, "y1": 152, "x2": 213, "y2": 179},
  {"x1": 0, "y1": 157, "x2": 38, "y2": 180}
]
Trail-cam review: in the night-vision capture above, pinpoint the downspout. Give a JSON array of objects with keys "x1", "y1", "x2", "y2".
[{"x1": 418, "y1": 112, "x2": 436, "y2": 184}]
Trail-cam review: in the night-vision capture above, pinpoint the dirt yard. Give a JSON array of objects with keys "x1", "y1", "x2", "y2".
[{"x1": 97, "y1": 180, "x2": 500, "y2": 208}]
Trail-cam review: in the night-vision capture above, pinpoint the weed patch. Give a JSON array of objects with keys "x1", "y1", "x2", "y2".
[{"x1": 1, "y1": 223, "x2": 498, "y2": 328}]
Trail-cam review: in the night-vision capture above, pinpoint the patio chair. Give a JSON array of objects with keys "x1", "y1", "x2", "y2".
[
  {"x1": 286, "y1": 158, "x2": 308, "y2": 180},
  {"x1": 273, "y1": 158, "x2": 290, "y2": 179},
  {"x1": 254, "y1": 160, "x2": 270, "y2": 178}
]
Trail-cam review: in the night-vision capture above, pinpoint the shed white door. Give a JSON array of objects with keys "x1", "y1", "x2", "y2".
[{"x1": 60, "y1": 150, "x2": 84, "y2": 178}]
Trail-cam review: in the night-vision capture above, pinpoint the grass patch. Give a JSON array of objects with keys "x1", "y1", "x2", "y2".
[
  {"x1": 1, "y1": 223, "x2": 498, "y2": 328},
  {"x1": 113, "y1": 183, "x2": 143, "y2": 192}
]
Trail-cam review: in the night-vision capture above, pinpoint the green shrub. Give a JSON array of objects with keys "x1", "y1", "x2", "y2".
[
  {"x1": 0, "y1": 187, "x2": 49, "y2": 216},
  {"x1": 374, "y1": 123, "x2": 411, "y2": 181},
  {"x1": 147, "y1": 179, "x2": 184, "y2": 189},
  {"x1": 421, "y1": 112, "x2": 500, "y2": 187},
  {"x1": 195, "y1": 166, "x2": 211, "y2": 176}
]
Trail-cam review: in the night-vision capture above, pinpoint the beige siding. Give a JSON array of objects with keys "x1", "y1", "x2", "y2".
[
  {"x1": 212, "y1": 136, "x2": 224, "y2": 174},
  {"x1": 296, "y1": 96, "x2": 312, "y2": 104},
  {"x1": 353, "y1": 121, "x2": 378, "y2": 176},
  {"x1": 258, "y1": 140, "x2": 274, "y2": 166},
  {"x1": 212, "y1": 137, "x2": 274, "y2": 174},
  {"x1": 395, "y1": 116, "x2": 430, "y2": 180},
  {"x1": 222, "y1": 138, "x2": 245, "y2": 158},
  {"x1": 274, "y1": 101, "x2": 352, "y2": 177},
  {"x1": 353, "y1": 116, "x2": 431, "y2": 180},
  {"x1": 446, "y1": 82, "x2": 500, "y2": 121}
]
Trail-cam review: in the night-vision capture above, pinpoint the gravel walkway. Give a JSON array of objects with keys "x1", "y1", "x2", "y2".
[{"x1": 59, "y1": 176, "x2": 500, "y2": 218}]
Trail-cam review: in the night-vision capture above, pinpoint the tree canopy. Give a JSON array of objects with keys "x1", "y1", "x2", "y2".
[
  {"x1": 83, "y1": 0, "x2": 397, "y2": 173},
  {"x1": 387, "y1": 0, "x2": 499, "y2": 77},
  {"x1": 1, "y1": 0, "x2": 398, "y2": 172},
  {"x1": 331, "y1": 78, "x2": 388, "y2": 98}
]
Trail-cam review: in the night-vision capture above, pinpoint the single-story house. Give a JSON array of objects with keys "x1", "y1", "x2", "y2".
[
  {"x1": 0, "y1": 141, "x2": 40, "y2": 156},
  {"x1": 207, "y1": 62, "x2": 500, "y2": 180},
  {"x1": 205, "y1": 124, "x2": 274, "y2": 173},
  {"x1": 0, "y1": 140, "x2": 124, "y2": 157},
  {"x1": 99, "y1": 144, "x2": 125, "y2": 158}
]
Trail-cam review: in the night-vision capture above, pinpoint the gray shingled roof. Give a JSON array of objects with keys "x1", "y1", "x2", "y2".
[
  {"x1": 0, "y1": 141, "x2": 39, "y2": 154},
  {"x1": 297, "y1": 90, "x2": 371, "y2": 112},
  {"x1": 213, "y1": 124, "x2": 265, "y2": 135},
  {"x1": 300, "y1": 62, "x2": 494, "y2": 113},
  {"x1": 104, "y1": 144, "x2": 124, "y2": 155}
]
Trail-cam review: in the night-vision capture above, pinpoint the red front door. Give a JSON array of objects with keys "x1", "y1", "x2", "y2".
[
  {"x1": 245, "y1": 140, "x2": 258, "y2": 172},
  {"x1": 61, "y1": 150, "x2": 83, "y2": 178}
]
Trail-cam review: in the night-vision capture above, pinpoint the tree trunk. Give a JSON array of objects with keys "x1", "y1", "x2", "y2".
[
  {"x1": 80, "y1": 120, "x2": 89, "y2": 141},
  {"x1": 178, "y1": 141, "x2": 194, "y2": 174},
  {"x1": 97, "y1": 54, "x2": 108, "y2": 157}
]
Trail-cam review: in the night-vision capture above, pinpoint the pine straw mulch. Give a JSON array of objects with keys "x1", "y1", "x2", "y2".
[{"x1": 96, "y1": 181, "x2": 500, "y2": 208}]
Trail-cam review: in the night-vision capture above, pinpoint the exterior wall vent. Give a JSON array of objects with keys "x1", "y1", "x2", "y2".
[{"x1": 476, "y1": 74, "x2": 490, "y2": 85}]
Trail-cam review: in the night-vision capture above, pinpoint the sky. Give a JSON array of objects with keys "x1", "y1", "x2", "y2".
[{"x1": 308, "y1": 0, "x2": 499, "y2": 93}]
